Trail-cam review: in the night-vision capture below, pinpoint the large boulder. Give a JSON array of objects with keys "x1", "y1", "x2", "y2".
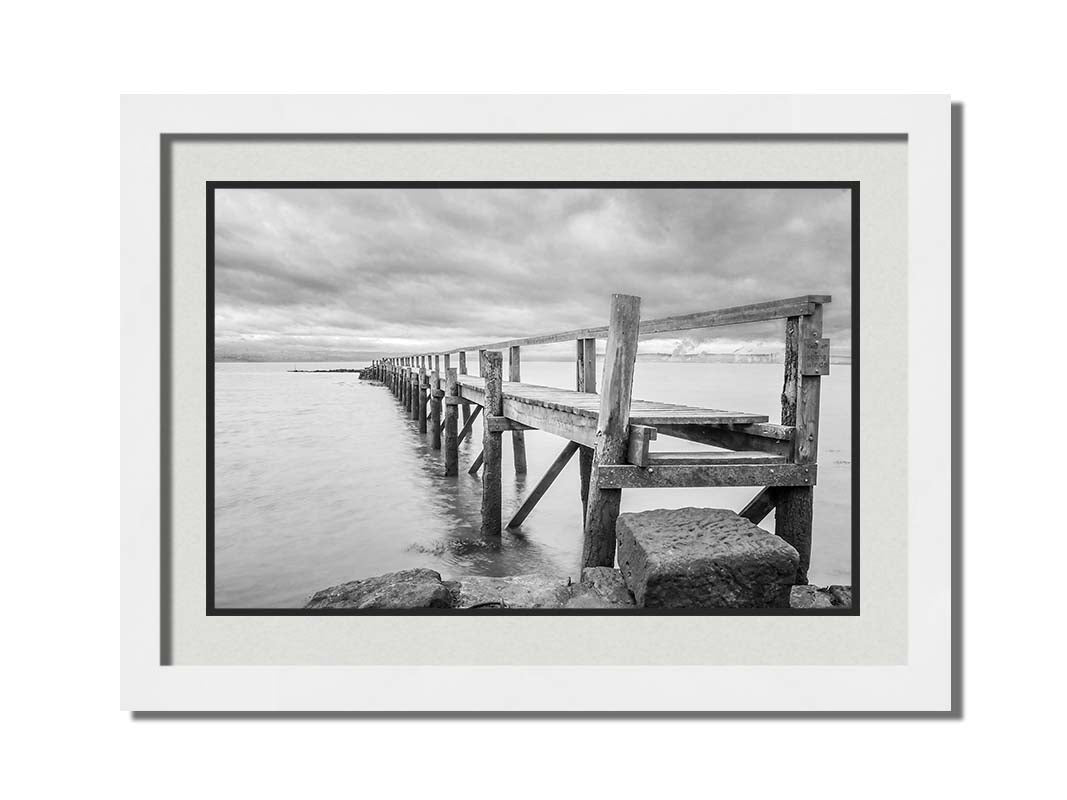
[
  {"x1": 617, "y1": 507, "x2": 799, "y2": 608},
  {"x1": 305, "y1": 568, "x2": 454, "y2": 609}
]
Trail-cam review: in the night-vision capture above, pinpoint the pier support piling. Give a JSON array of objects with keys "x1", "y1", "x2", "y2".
[
  {"x1": 410, "y1": 369, "x2": 419, "y2": 420},
  {"x1": 576, "y1": 337, "x2": 597, "y2": 520},
  {"x1": 480, "y1": 350, "x2": 504, "y2": 536},
  {"x1": 458, "y1": 351, "x2": 471, "y2": 425},
  {"x1": 443, "y1": 368, "x2": 459, "y2": 476},
  {"x1": 582, "y1": 295, "x2": 641, "y2": 568},
  {"x1": 508, "y1": 346, "x2": 528, "y2": 474},
  {"x1": 417, "y1": 367, "x2": 428, "y2": 432},
  {"x1": 774, "y1": 307, "x2": 823, "y2": 584},
  {"x1": 431, "y1": 368, "x2": 442, "y2": 450}
]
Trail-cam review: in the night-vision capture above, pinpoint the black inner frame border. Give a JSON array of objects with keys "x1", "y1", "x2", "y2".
[{"x1": 202, "y1": 180, "x2": 861, "y2": 617}]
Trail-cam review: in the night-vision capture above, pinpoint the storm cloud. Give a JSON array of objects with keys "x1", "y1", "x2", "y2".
[{"x1": 214, "y1": 187, "x2": 852, "y2": 361}]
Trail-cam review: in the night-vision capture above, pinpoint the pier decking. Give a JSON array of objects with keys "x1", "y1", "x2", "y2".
[{"x1": 365, "y1": 293, "x2": 830, "y2": 582}]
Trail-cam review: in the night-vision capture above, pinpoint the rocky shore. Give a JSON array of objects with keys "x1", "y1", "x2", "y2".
[
  {"x1": 305, "y1": 566, "x2": 638, "y2": 610},
  {"x1": 304, "y1": 507, "x2": 852, "y2": 611}
]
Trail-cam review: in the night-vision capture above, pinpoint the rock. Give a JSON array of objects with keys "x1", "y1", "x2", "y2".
[
  {"x1": 790, "y1": 584, "x2": 853, "y2": 609},
  {"x1": 565, "y1": 567, "x2": 635, "y2": 608},
  {"x1": 617, "y1": 507, "x2": 799, "y2": 608},
  {"x1": 451, "y1": 574, "x2": 574, "y2": 608},
  {"x1": 789, "y1": 585, "x2": 835, "y2": 609},
  {"x1": 304, "y1": 568, "x2": 454, "y2": 609},
  {"x1": 828, "y1": 585, "x2": 853, "y2": 607},
  {"x1": 305, "y1": 566, "x2": 640, "y2": 611}
]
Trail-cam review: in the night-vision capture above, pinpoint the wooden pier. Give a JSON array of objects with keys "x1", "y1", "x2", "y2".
[{"x1": 365, "y1": 294, "x2": 830, "y2": 582}]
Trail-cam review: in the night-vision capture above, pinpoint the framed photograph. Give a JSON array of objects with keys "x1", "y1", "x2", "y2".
[{"x1": 121, "y1": 94, "x2": 952, "y2": 711}]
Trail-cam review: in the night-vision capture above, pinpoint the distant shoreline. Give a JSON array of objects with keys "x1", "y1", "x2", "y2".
[{"x1": 218, "y1": 353, "x2": 853, "y2": 366}]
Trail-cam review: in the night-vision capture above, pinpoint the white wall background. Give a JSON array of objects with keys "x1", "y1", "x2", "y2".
[{"x1": 2, "y1": 2, "x2": 1060, "y2": 797}]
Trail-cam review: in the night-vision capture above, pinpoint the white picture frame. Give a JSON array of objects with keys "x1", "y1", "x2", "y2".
[{"x1": 121, "y1": 94, "x2": 952, "y2": 712}]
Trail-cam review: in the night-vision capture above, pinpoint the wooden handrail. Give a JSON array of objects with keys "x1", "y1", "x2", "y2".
[{"x1": 384, "y1": 294, "x2": 830, "y2": 359}]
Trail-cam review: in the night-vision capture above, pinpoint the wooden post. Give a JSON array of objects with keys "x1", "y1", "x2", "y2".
[
  {"x1": 443, "y1": 367, "x2": 459, "y2": 476},
  {"x1": 430, "y1": 367, "x2": 442, "y2": 449},
  {"x1": 775, "y1": 307, "x2": 823, "y2": 584},
  {"x1": 458, "y1": 351, "x2": 470, "y2": 425},
  {"x1": 417, "y1": 367, "x2": 428, "y2": 433},
  {"x1": 576, "y1": 337, "x2": 597, "y2": 519},
  {"x1": 508, "y1": 345, "x2": 528, "y2": 474},
  {"x1": 480, "y1": 350, "x2": 503, "y2": 536},
  {"x1": 408, "y1": 367, "x2": 417, "y2": 419},
  {"x1": 582, "y1": 295, "x2": 641, "y2": 568},
  {"x1": 405, "y1": 362, "x2": 412, "y2": 413}
]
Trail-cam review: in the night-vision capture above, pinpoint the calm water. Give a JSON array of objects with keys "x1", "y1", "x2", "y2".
[{"x1": 214, "y1": 361, "x2": 853, "y2": 608}]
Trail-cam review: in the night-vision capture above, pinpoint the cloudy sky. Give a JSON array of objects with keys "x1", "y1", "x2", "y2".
[{"x1": 214, "y1": 186, "x2": 851, "y2": 361}]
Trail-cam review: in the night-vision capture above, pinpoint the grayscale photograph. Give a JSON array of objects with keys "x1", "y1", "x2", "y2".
[{"x1": 211, "y1": 183, "x2": 855, "y2": 613}]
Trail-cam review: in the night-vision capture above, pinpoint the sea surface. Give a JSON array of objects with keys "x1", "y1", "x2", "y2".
[{"x1": 214, "y1": 361, "x2": 853, "y2": 608}]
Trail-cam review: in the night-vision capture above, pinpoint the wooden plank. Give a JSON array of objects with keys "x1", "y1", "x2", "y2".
[
  {"x1": 445, "y1": 295, "x2": 831, "y2": 353},
  {"x1": 626, "y1": 424, "x2": 658, "y2": 467},
  {"x1": 457, "y1": 404, "x2": 481, "y2": 444},
  {"x1": 583, "y1": 294, "x2": 642, "y2": 568},
  {"x1": 577, "y1": 338, "x2": 596, "y2": 519},
  {"x1": 628, "y1": 409, "x2": 769, "y2": 425},
  {"x1": 506, "y1": 441, "x2": 580, "y2": 529},
  {"x1": 458, "y1": 376, "x2": 767, "y2": 426},
  {"x1": 443, "y1": 368, "x2": 459, "y2": 476},
  {"x1": 501, "y1": 397, "x2": 599, "y2": 447},
  {"x1": 468, "y1": 449, "x2": 484, "y2": 475},
  {"x1": 739, "y1": 487, "x2": 778, "y2": 525},
  {"x1": 480, "y1": 350, "x2": 503, "y2": 536},
  {"x1": 646, "y1": 451, "x2": 787, "y2": 465},
  {"x1": 597, "y1": 463, "x2": 817, "y2": 489},
  {"x1": 485, "y1": 416, "x2": 535, "y2": 433},
  {"x1": 655, "y1": 423, "x2": 794, "y2": 457},
  {"x1": 508, "y1": 345, "x2": 528, "y2": 475}
]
